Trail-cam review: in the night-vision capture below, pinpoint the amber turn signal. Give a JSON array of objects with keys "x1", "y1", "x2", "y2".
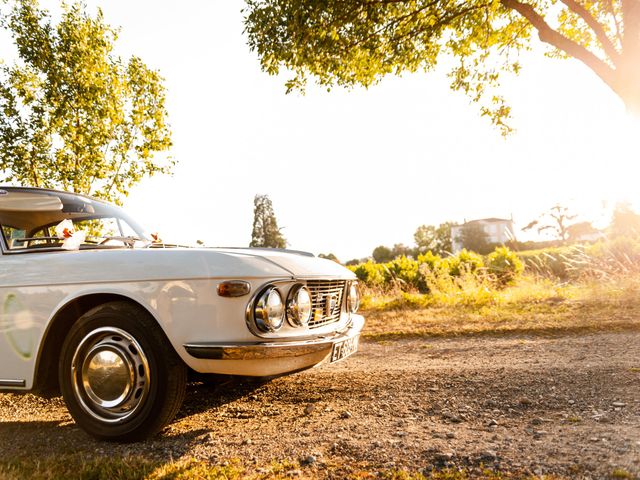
[{"x1": 217, "y1": 280, "x2": 251, "y2": 297}]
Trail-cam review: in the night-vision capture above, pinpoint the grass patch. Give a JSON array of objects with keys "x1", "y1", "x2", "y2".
[
  {"x1": 0, "y1": 455, "x2": 568, "y2": 480},
  {"x1": 609, "y1": 468, "x2": 635, "y2": 480},
  {"x1": 0, "y1": 456, "x2": 255, "y2": 480},
  {"x1": 361, "y1": 275, "x2": 640, "y2": 340}
]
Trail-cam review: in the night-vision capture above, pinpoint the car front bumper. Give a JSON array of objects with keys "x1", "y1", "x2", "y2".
[{"x1": 183, "y1": 314, "x2": 364, "y2": 376}]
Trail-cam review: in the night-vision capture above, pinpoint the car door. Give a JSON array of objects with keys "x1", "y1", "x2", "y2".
[{"x1": 0, "y1": 234, "x2": 48, "y2": 389}]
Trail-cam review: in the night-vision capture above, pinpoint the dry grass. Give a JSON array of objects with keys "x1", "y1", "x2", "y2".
[
  {"x1": 361, "y1": 275, "x2": 640, "y2": 340},
  {"x1": 0, "y1": 454, "x2": 561, "y2": 480}
]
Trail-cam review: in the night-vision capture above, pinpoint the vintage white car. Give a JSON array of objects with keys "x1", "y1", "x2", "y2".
[{"x1": 0, "y1": 187, "x2": 363, "y2": 441}]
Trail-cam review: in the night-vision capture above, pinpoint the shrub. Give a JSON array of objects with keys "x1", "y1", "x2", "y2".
[
  {"x1": 486, "y1": 246, "x2": 524, "y2": 285},
  {"x1": 417, "y1": 251, "x2": 442, "y2": 271},
  {"x1": 349, "y1": 260, "x2": 389, "y2": 288},
  {"x1": 387, "y1": 255, "x2": 421, "y2": 290},
  {"x1": 443, "y1": 249, "x2": 484, "y2": 277}
]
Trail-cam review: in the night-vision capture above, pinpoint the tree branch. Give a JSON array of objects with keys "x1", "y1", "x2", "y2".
[
  {"x1": 501, "y1": 0, "x2": 616, "y2": 89},
  {"x1": 559, "y1": 0, "x2": 620, "y2": 64},
  {"x1": 607, "y1": 0, "x2": 624, "y2": 46}
]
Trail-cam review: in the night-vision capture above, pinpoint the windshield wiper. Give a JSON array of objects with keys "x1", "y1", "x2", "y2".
[
  {"x1": 97, "y1": 236, "x2": 147, "y2": 248},
  {"x1": 13, "y1": 237, "x2": 61, "y2": 243}
]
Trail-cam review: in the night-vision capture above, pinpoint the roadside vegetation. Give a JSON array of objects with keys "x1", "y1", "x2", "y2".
[{"x1": 353, "y1": 239, "x2": 640, "y2": 340}]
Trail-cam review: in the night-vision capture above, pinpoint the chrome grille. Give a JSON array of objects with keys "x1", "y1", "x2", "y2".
[{"x1": 306, "y1": 280, "x2": 346, "y2": 328}]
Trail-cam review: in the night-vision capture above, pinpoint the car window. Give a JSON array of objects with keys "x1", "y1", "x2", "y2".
[
  {"x1": 75, "y1": 218, "x2": 121, "y2": 241},
  {"x1": 2, "y1": 226, "x2": 26, "y2": 249},
  {"x1": 0, "y1": 189, "x2": 150, "y2": 251}
]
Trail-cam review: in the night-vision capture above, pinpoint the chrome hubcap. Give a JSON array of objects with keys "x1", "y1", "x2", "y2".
[{"x1": 71, "y1": 327, "x2": 150, "y2": 423}]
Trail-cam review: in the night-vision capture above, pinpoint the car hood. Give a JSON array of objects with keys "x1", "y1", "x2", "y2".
[
  {"x1": 210, "y1": 248, "x2": 354, "y2": 279},
  {"x1": 0, "y1": 247, "x2": 355, "y2": 286}
]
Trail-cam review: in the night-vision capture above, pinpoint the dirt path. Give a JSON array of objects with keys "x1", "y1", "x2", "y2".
[{"x1": 1, "y1": 331, "x2": 639, "y2": 478}]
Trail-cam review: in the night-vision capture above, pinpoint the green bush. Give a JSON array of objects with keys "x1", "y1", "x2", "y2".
[
  {"x1": 487, "y1": 246, "x2": 524, "y2": 285},
  {"x1": 443, "y1": 249, "x2": 484, "y2": 277},
  {"x1": 387, "y1": 255, "x2": 421, "y2": 290},
  {"x1": 349, "y1": 260, "x2": 389, "y2": 288},
  {"x1": 417, "y1": 251, "x2": 442, "y2": 271},
  {"x1": 415, "y1": 251, "x2": 445, "y2": 292}
]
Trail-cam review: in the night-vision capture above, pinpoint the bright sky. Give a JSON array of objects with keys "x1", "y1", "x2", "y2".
[{"x1": 5, "y1": 1, "x2": 640, "y2": 261}]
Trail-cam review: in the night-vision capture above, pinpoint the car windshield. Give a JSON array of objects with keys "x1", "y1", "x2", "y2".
[{"x1": 0, "y1": 188, "x2": 150, "y2": 251}]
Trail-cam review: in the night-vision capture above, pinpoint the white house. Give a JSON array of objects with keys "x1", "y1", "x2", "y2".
[{"x1": 451, "y1": 218, "x2": 516, "y2": 253}]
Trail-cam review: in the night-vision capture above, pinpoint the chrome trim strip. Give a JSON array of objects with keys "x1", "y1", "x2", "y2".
[
  {"x1": 186, "y1": 315, "x2": 364, "y2": 360},
  {"x1": 0, "y1": 379, "x2": 26, "y2": 387}
]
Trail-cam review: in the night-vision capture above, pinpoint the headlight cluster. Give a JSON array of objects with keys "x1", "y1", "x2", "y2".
[
  {"x1": 251, "y1": 281, "x2": 359, "y2": 333},
  {"x1": 286, "y1": 284, "x2": 313, "y2": 327},
  {"x1": 347, "y1": 282, "x2": 360, "y2": 314},
  {"x1": 253, "y1": 284, "x2": 312, "y2": 333},
  {"x1": 253, "y1": 287, "x2": 285, "y2": 332}
]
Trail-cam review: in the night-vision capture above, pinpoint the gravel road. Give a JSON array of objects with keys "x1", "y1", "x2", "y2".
[{"x1": 1, "y1": 331, "x2": 639, "y2": 479}]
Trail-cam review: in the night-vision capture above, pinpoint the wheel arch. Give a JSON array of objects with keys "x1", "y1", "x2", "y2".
[{"x1": 32, "y1": 293, "x2": 161, "y2": 395}]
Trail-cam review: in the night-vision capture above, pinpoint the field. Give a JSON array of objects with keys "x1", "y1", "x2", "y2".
[{"x1": 362, "y1": 275, "x2": 640, "y2": 340}]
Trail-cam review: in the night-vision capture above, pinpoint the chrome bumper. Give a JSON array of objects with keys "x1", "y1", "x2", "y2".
[{"x1": 184, "y1": 315, "x2": 364, "y2": 361}]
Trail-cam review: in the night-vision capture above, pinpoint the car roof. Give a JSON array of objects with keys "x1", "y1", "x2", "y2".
[
  {"x1": 0, "y1": 186, "x2": 110, "y2": 205},
  {"x1": 0, "y1": 187, "x2": 114, "y2": 233}
]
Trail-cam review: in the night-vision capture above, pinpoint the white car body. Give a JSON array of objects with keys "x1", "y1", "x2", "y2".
[{"x1": 0, "y1": 187, "x2": 363, "y2": 440}]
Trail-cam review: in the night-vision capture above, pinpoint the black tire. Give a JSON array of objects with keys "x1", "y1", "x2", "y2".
[{"x1": 59, "y1": 301, "x2": 187, "y2": 442}]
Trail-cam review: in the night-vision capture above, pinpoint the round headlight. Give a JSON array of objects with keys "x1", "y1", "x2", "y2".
[
  {"x1": 347, "y1": 283, "x2": 360, "y2": 313},
  {"x1": 254, "y1": 287, "x2": 285, "y2": 332},
  {"x1": 287, "y1": 285, "x2": 313, "y2": 327}
]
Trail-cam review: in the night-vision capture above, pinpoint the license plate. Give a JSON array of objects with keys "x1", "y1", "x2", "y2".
[{"x1": 330, "y1": 335, "x2": 359, "y2": 363}]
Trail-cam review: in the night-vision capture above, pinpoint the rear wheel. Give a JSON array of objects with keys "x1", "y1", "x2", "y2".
[{"x1": 59, "y1": 301, "x2": 186, "y2": 442}]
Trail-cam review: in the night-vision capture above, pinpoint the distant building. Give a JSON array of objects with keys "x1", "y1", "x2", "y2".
[{"x1": 451, "y1": 218, "x2": 515, "y2": 253}]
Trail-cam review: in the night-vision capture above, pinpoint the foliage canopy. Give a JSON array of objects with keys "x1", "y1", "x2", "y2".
[
  {"x1": 244, "y1": 0, "x2": 640, "y2": 134},
  {"x1": 414, "y1": 222, "x2": 456, "y2": 256},
  {"x1": 457, "y1": 222, "x2": 493, "y2": 254},
  {"x1": 0, "y1": 0, "x2": 173, "y2": 203}
]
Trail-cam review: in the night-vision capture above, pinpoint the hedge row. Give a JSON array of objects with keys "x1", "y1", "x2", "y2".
[{"x1": 348, "y1": 246, "x2": 524, "y2": 292}]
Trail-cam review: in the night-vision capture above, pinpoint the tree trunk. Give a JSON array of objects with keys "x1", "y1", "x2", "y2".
[
  {"x1": 503, "y1": 0, "x2": 640, "y2": 116},
  {"x1": 616, "y1": 0, "x2": 640, "y2": 113},
  {"x1": 612, "y1": 64, "x2": 640, "y2": 114}
]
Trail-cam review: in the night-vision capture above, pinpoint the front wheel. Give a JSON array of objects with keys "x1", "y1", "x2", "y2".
[{"x1": 59, "y1": 301, "x2": 187, "y2": 442}]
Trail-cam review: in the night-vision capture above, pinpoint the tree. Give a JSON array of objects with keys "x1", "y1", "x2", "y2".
[
  {"x1": 244, "y1": 0, "x2": 640, "y2": 134},
  {"x1": 414, "y1": 222, "x2": 456, "y2": 256},
  {"x1": 318, "y1": 252, "x2": 340, "y2": 263},
  {"x1": 250, "y1": 194, "x2": 287, "y2": 248},
  {"x1": 566, "y1": 221, "x2": 599, "y2": 241},
  {"x1": 457, "y1": 223, "x2": 493, "y2": 254},
  {"x1": 0, "y1": 0, "x2": 173, "y2": 204},
  {"x1": 345, "y1": 258, "x2": 363, "y2": 266},
  {"x1": 391, "y1": 243, "x2": 413, "y2": 259},
  {"x1": 524, "y1": 204, "x2": 577, "y2": 243},
  {"x1": 372, "y1": 245, "x2": 394, "y2": 263},
  {"x1": 610, "y1": 203, "x2": 640, "y2": 238}
]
